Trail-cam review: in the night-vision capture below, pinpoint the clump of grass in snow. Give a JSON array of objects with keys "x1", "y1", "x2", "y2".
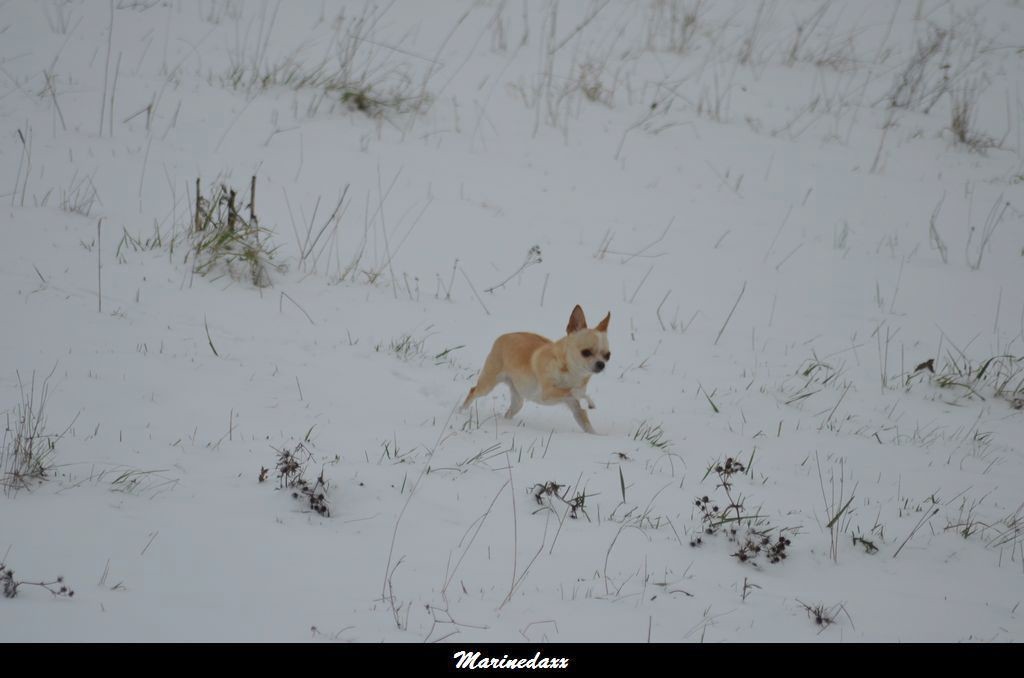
[
  {"x1": 799, "y1": 600, "x2": 853, "y2": 632},
  {"x1": 883, "y1": 15, "x2": 991, "y2": 116},
  {"x1": 116, "y1": 223, "x2": 170, "y2": 263},
  {"x1": 945, "y1": 498, "x2": 1024, "y2": 552},
  {"x1": 633, "y1": 420, "x2": 671, "y2": 450},
  {"x1": 577, "y1": 62, "x2": 612, "y2": 106},
  {"x1": 781, "y1": 354, "x2": 850, "y2": 408},
  {"x1": 949, "y1": 80, "x2": 997, "y2": 153},
  {"x1": 107, "y1": 467, "x2": 178, "y2": 497},
  {"x1": 221, "y1": 5, "x2": 430, "y2": 120},
  {"x1": 645, "y1": 0, "x2": 706, "y2": 55},
  {"x1": 374, "y1": 330, "x2": 462, "y2": 369},
  {"x1": 224, "y1": 55, "x2": 428, "y2": 118},
  {"x1": 1, "y1": 369, "x2": 72, "y2": 497},
  {"x1": 376, "y1": 334, "x2": 427, "y2": 363},
  {"x1": 907, "y1": 352, "x2": 1024, "y2": 407},
  {"x1": 885, "y1": 25, "x2": 950, "y2": 111},
  {"x1": 851, "y1": 533, "x2": 880, "y2": 554},
  {"x1": 270, "y1": 441, "x2": 331, "y2": 517},
  {"x1": 186, "y1": 178, "x2": 281, "y2": 288},
  {"x1": 58, "y1": 171, "x2": 101, "y2": 217},
  {"x1": 816, "y1": 454, "x2": 857, "y2": 564}
]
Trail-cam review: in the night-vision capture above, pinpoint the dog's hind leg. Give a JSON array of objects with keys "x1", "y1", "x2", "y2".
[
  {"x1": 504, "y1": 380, "x2": 524, "y2": 419},
  {"x1": 462, "y1": 351, "x2": 503, "y2": 410}
]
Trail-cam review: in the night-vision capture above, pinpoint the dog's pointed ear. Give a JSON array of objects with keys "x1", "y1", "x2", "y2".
[
  {"x1": 595, "y1": 312, "x2": 610, "y2": 332},
  {"x1": 566, "y1": 305, "x2": 588, "y2": 334}
]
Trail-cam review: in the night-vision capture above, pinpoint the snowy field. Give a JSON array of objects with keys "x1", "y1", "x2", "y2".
[{"x1": 1, "y1": 0, "x2": 1023, "y2": 643}]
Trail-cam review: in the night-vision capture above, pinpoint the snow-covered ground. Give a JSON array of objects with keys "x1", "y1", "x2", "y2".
[{"x1": 1, "y1": 0, "x2": 1023, "y2": 642}]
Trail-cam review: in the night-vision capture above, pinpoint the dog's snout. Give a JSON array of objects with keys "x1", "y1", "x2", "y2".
[{"x1": 595, "y1": 361, "x2": 605, "y2": 372}]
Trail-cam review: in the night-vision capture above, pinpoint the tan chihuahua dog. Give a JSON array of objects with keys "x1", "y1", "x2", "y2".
[{"x1": 461, "y1": 305, "x2": 611, "y2": 434}]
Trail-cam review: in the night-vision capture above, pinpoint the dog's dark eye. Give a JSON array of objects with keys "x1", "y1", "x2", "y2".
[
  {"x1": 604, "y1": 352, "x2": 611, "y2": 361},
  {"x1": 581, "y1": 349, "x2": 593, "y2": 358}
]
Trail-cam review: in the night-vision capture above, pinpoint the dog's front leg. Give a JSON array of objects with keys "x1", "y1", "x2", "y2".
[
  {"x1": 571, "y1": 388, "x2": 596, "y2": 410},
  {"x1": 565, "y1": 397, "x2": 597, "y2": 434}
]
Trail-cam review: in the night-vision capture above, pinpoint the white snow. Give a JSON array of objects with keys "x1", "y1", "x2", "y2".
[{"x1": 1, "y1": 0, "x2": 1023, "y2": 642}]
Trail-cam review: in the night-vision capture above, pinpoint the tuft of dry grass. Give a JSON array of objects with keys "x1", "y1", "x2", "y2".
[
  {"x1": 949, "y1": 80, "x2": 997, "y2": 153},
  {"x1": 221, "y1": 5, "x2": 429, "y2": 120},
  {"x1": 2, "y1": 368, "x2": 73, "y2": 497}
]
